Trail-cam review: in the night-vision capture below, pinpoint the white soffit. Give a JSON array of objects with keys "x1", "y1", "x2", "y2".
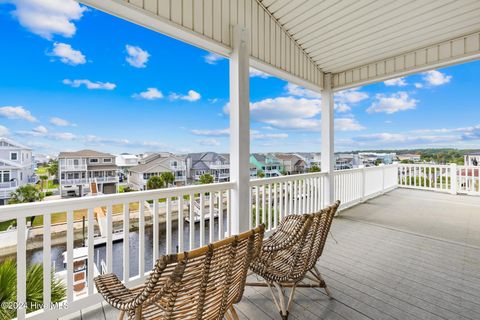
[{"x1": 261, "y1": 0, "x2": 480, "y2": 89}]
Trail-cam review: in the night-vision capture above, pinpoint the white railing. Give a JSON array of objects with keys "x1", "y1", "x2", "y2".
[
  {"x1": 92, "y1": 176, "x2": 119, "y2": 183},
  {"x1": 60, "y1": 178, "x2": 89, "y2": 185},
  {"x1": 0, "y1": 181, "x2": 18, "y2": 189},
  {"x1": 398, "y1": 163, "x2": 480, "y2": 195},
  {"x1": 334, "y1": 164, "x2": 398, "y2": 209},
  {"x1": 0, "y1": 182, "x2": 233, "y2": 320},
  {"x1": 249, "y1": 172, "x2": 328, "y2": 232},
  {"x1": 398, "y1": 164, "x2": 453, "y2": 193},
  {"x1": 60, "y1": 165, "x2": 87, "y2": 171},
  {"x1": 209, "y1": 164, "x2": 230, "y2": 170}
]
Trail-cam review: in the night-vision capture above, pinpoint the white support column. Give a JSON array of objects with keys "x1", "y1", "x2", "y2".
[
  {"x1": 321, "y1": 73, "x2": 335, "y2": 205},
  {"x1": 230, "y1": 25, "x2": 250, "y2": 234}
]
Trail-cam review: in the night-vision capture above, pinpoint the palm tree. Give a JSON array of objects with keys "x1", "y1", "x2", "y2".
[
  {"x1": 0, "y1": 259, "x2": 66, "y2": 319},
  {"x1": 160, "y1": 172, "x2": 175, "y2": 187},
  {"x1": 39, "y1": 175, "x2": 48, "y2": 192},
  {"x1": 47, "y1": 160, "x2": 58, "y2": 180},
  {"x1": 8, "y1": 185, "x2": 44, "y2": 225},
  {"x1": 147, "y1": 176, "x2": 164, "y2": 190},
  {"x1": 199, "y1": 173, "x2": 214, "y2": 184}
]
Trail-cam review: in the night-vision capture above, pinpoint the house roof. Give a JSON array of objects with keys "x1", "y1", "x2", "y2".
[
  {"x1": 188, "y1": 152, "x2": 228, "y2": 170},
  {"x1": 0, "y1": 137, "x2": 31, "y2": 150},
  {"x1": 58, "y1": 150, "x2": 114, "y2": 158},
  {"x1": 130, "y1": 153, "x2": 184, "y2": 173},
  {"x1": 0, "y1": 158, "x2": 22, "y2": 169}
]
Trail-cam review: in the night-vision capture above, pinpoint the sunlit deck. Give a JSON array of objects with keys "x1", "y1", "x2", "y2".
[{"x1": 62, "y1": 188, "x2": 480, "y2": 320}]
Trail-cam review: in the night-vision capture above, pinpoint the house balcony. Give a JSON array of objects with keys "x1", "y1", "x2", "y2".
[
  {"x1": 210, "y1": 164, "x2": 230, "y2": 170},
  {"x1": 170, "y1": 165, "x2": 186, "y2": 171},
  {"x1": 92, "y1": 176, "x2": 119, "y2": 184},
  {"x1": 3, "y1": 164, "x2": 480, "y2": 319},
  {"x1": 60, "y1": 164, "x2": 88, "y2": 171}
]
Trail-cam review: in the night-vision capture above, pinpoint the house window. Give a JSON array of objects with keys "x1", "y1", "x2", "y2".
[
  {"x1": 172, "y1": 161, "x2": 177, "y2": 167},
  {"x1": 74, "y1": 159, "x2": 79, "y2": 165},
  {"x1": 103, "y1": 158, "x2": 112, "y2": 163},
  {"x1": 1, "y1": 171, "x2": 10, "y2": 183},
  {"x1": 10, "y1": 152, "x2": 18, "y2": 161},
  {"x1": 89, "y1": 158, "x2": 99, "y2": 163}
]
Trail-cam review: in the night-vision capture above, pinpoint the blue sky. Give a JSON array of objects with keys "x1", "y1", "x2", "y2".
[{"x1": 1, "y1": 0, "x2": 480, "y2": 156}]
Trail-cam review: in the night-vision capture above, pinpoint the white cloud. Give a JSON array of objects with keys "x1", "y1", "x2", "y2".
[
  {"x1": 335, "y1": 88, "x2": 369, "y2": 104},
  {"x1": 335, "y1": 104, "x2": 351, "y2": 113},
  {"x1": 197, "y1": 138, "x2": 220, "y2": 146},
  {"x1": 414, "y1": 83, "x2": 423, "y2": 89},
  {"x1": 285, "y1": 83, "x2": 321, "y2": 99},
  {"x1": 367, "y1": 92, "x2": 417, "y2": 114},
  {"x1": 191, "y1": 129, "x2": 229, "y2": 137},
  {"x1": 423, "y1": 70, "x2": 452, "y2": 86},
  {"x1": 170, "y1": 90, "x2": 201, "y2": 102},
  {"x1": 33, "y1": 125, "x2": 48, "y2": 134},
  {"x1": 8, "y1": 0, "x2": 86, "y2": 39},
  {"x1": 50, "y1": 117, "x2": 74, "y2": 126},
  {"x1": 384, "y1": 77, "x2": 407, "y2": 87},
  {"x1": 335, "y1": 118, "x2": 365, "y2": 131},
  {"x1": 0, "y1": 125, "x2": 9, "y2": 136},
  {"x1": 63, "y1": 79, "x2": 116, "y2": 90},
  {"x1": 84, "y1": 135, "x2": 130, "y2": 146},
  {"x1": 50, "y1": 42, "x2": 86, "y2": 65},
  {"x1": 134, "y1": 88, "x2": 163, "y2": 100},
  {"x1": 250, "y1": 68, "x2": 271, "y2": 78},
  {"x1": 125, "y1": 45, "x2": 150, "y2": 68},
  {"x1": 204, "y1": 53, "x2": 224, "y2": 65},
  {"x1": 0, "y1": 106, "x2": 37, "y2": 122},
  {"x1": 51, "y1": 132, "x2": 76, "y2": 140}
]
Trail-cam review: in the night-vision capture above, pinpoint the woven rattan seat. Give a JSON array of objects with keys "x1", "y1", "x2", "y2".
[
  {"x1": 95, "y1": 225, "x2": 265, "y2": 320},
  {"x1": 248, "y1": 201, "x2": 340, "y2": 319}
]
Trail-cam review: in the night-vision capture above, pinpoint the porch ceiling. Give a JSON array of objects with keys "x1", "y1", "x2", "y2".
[{"x1": 80, "y1": 0, "x2": 480, "y2": 90}]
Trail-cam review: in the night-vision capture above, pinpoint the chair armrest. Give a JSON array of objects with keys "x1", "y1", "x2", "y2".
[{"x1": 94, "y1": 273, "x2": 142, "y2": 311}]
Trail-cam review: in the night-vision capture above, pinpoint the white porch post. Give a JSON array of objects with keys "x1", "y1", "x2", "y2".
[
  {"x1": 230, "y1": 25, "x2": 250, "y2": 234},
  {"x1": 321, "y1": 73, "x2": 335, "y2": 205}
]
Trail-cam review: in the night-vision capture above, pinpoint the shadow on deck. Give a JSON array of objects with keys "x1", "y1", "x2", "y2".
[{"x1": 62, "y1": 188, "x2": 480, "y2": 320}]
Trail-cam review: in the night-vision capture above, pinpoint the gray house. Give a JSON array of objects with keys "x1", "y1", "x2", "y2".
[
  {"x1": 128, "y1": 153, "x2": 186, "y2": 190},
  {"x1": 186, "y1": 152, "x2": 230, "y2": 183},
  {"x1": 0, "y1": 138, "x2": 36, "y2": 205}
]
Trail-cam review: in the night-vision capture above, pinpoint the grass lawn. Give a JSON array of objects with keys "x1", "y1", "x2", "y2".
[
  {"x1": 35, "y1": 167, "x2": 48, "y2": 175},
  {"x1": 0, "y1": 219, "x2": 14, "y2": 231}
]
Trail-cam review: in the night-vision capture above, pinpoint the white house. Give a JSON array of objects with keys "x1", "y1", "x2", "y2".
[
  {"x1": 115, "y1": 153, "x2": 139, "y2": 181},
  {"x1": 58, "y1": 150, "x2": 119, "y2": 197},
  {"x1": 0, "y1": 138, "x2": 36, "y2": 205},
  {"x1": 464, "y1": 152, "x2": 480, "y2": 166}
]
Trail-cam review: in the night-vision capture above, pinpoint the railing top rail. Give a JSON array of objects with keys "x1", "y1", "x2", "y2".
[
  {"x1": 399, "y1": 163, "x2": 452, "y2": 168},
  {"x1": 249, "y1": 171, "x2": 327, "y2": 186},
  {"x1": 0, "y1": 181, "x2": 236, "y2": 219}
]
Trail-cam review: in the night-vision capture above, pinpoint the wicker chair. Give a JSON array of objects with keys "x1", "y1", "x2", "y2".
[
  {"x1": 248, "y1": 201, "x2": 340, "y2": 319},
  {"x1": 95, "y1": 225, "x2": 265, "y2": 320}
]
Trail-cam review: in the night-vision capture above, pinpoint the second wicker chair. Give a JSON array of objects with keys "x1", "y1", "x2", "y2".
[
  {"x1": 248, "y1": 201, "x2": 340, "y2": 319},
  {"x1": 95, "y1": 225, "x2": 265, "y2": 320}
]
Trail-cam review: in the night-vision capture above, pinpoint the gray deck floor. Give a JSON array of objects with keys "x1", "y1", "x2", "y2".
[{"x1": 61, "y1": 189, "x2": 480, "y2": 320}]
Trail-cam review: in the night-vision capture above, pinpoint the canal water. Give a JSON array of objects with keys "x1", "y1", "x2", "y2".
[{"x1": 26, "y1": 216, "x2": 227, "y2": 280}]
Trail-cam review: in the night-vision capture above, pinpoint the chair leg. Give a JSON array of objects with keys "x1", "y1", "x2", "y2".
[
  {"x1": 225, "y1": 306, "x2": 240, "y2": 320},
  {"x1": 267, "y1": 282, "x2": 296, "y2": 319},
  {"x1": 313, "y1": 266, "x2": 332, "y2": 297},
  {"x1": 134, "y1": 306, "x2": 142, "y2": 320},
  {"x1": 117, "y1": 311, "x2": 125, "y2": 320}
]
